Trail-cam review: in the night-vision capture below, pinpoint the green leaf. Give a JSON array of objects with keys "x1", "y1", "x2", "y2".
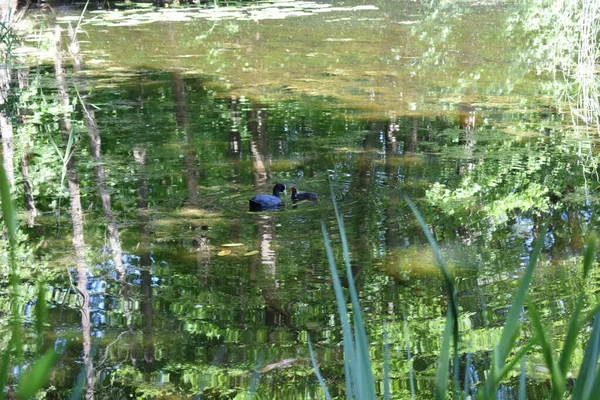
[
  {"x1": 527, "y1": 301, "x2": 564, "y2": 397},
  {"x1": 0, "y1": 339, "x2": 13, "y2": 395},
  {"x1": 16, "y1": 349, "x2": 58, "y2": 399},
  {"x1": 321, "y1": 221, "x2": 356, "y2": 398},
  {"x1": 518, "y1": 357, "x2": 527, "y2": 400},
  {"x1": 482, "y1": 223, "x2": 546, "y2": 398},
  {"x1": 582, "y1": 233, "x2": 597, "y2": 280},
  {"x1": 560, "y1": 235, "x2": 599, "y2": 382},
  {"x1": 0, "y1": 163, "x2": 16, "y2": 247},
  {"x1": 572, "y1": 315, "x2": 600, "y2": 400},
  {"x1": 434, "y1": 310, "x2": 453, "y2": 400},
  {"x1": 307, "y1": 334, "x2": 332, "y2": 400},
  {"x1": 405, "y1": 196, "x2": 459, "y2": 395}
]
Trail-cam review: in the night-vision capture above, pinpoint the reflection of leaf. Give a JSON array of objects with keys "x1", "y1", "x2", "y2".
[
  {"x1": 260, "y1": 358, "x2": 296, "y2": 373},
  {"x1": 221, "y1": 243, "x2": 244, "y2": 247},
  {"x1": 218, "y1": 249, "x2": 232, "y2": 256},
  {"x1": 244, "y1": 250, "x2": 259, "y2": 256}
]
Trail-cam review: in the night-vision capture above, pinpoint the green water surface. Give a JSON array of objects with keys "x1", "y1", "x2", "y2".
[{"x1": 4, "y1": 0, "x2": 600, "y2": 398}]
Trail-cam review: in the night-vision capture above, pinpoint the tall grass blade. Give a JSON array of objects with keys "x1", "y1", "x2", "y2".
[
  {"x1": 68, "y1": 363, "x2": 87, "y2": 400},
  {"x1": 74, "y1": 0, "x2": 91, "y2": 35},
  {"x1": 518, "y1": 357, "x2": 526, "y2": 400},
  {"x1": 587, "y1": 363, "x2": 600, "y2": 398},
  {"x1": 404, "y1": 317, "x2": 415, "y2": 400},
  {"x1": 463, "y1": 352, "x2": 472, "y2": 400},
  {"x1": 321, "y1": 221, "x2": 355, "y2": 398},
  {"x1": 247, "y1": 353, "x2": 263, "y2": 399},
  {"x1": 307, "y1": 334, "x2": 333, "y2": 400},
  {"x1": 16, "y1": 348, "x2": 57, "y2": 399},
  {"x1": 527, "y1": 301, "x2": 564, "y2": 396},
  {"x1": 0, "y1": 163, "x2": 23, "y2": 362},
  {"x1": 434, "y1": 310, "x2": 453, "y2": 400},
  {"x1": 483, "y1": 224, "x2": 546, "y2": 397},
  {"x1": 572, "y1": 315, "x2": 600, "y2": 400},
  {"x1": 35, "y1": 282, "x2": 48, "y2": 351},
  {"x1": 582, "y1": 233, "x2": 597, "y2": 280},
  {"x1": 495, "y1": 340, "x2": 536, "y2": 383},
  {"x1": 67, "y1": 336, "x2": 94, "y2": 400},
  {"x1": 0, "y1": 161, "x2": 16, "y2": 246},
  {"x1": 330, "y1": 186, "x2": 375, "y2": 398},
  {"x1": 558, "y1": 235, "x2": 599, "y2": 391},
  {"x1": 404, "y1": 196, "x2": 459, "y2": 395},
  {"x1": 560, "y1": 296, "x2": 585, "y2": 374},
  {"x1": 383, "y1": 322, "x2": 390, "y2": 400},
  {"x1": 0, "y1": 339, "x2": 13, "y2": 394}
]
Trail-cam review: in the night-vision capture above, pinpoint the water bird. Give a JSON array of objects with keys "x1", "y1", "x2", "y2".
[
  {"x1": 290, "y1": 186, "x2": 318, "y2": 202},
  {"x1": 249, "y1": 183, "x2": 287, "y2": 211}
]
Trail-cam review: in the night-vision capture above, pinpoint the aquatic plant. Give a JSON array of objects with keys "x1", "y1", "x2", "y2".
[
  {"x1": 0, "y1": 163, "x2": 59, "y2": 398},
  {"x1": 309, "y1": 194, "x2": 600, "y2": 399}
]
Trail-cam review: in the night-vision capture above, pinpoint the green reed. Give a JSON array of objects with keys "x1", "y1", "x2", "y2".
[
  {"x1": 0, "y1": 163, "x2": 57, "y2": 399},
  {"x1": 310, "y1": 194, "x2": 600, "y2": 399}
]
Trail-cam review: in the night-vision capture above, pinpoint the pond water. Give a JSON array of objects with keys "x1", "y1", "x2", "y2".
[{"x1": 5, "y1": 0, "x2": 600, "y2": 398}]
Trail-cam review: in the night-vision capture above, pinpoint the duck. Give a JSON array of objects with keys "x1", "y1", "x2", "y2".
[
  {"x1": 290, "y1": 186, "x2": 318, "y2": 202},
  {"x1": 249, "y1": 183, "x2": 287, "y2": 211}
]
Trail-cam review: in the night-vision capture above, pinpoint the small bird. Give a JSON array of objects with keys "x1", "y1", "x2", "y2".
[
  {"x1": 249, "y1": 183, "x2": 287, "y2": 211},
  {"x1": 290, "y1": 186, "x2": 318, "y2": 202}
]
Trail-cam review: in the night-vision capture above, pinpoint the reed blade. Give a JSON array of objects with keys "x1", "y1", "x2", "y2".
[
  {"x1": 16, "y1": 349, "x2": 57, "y2": 399},
  {"x1": 572, "y1": 315, "x2": 600, "y2": 400},
  {"x1": 308, "y1": 334, "x2": 333, "y2": 400},
  {"x1": 434, "y1": 310, "x2": 453, "y2": 400}
]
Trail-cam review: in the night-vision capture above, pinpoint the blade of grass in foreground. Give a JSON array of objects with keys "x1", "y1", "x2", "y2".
[
  {"x1": 528, "y1": 234, "x2": 599, "y2": 400},
  {"x1": 246, "y1": 353, "x2": 264, "y2": 399},
  {"x1": 434, "y1": 311, "x2": 453, "y2": 400},
  {"x1": 307, "y1": 334, "x2": 333, "y2": 400},
  {"x1": 330, "y1": 186, "x2": 376, "y2": 399},
  {"x1": 16, "y1": 348, "x2": 58, "y2": 399},
  {"x1": 35, "y1": 282, "x2": 48, "y2": 352},
  {"x1": 0, "y1": 339, "x2": 13, "y2": 393},
  {"x1": 404, "y1": 196, "x2": 459, "y2": 395},
  {"x1": 518, "y1": 357, "x2": 526, "y2": 400},
  {"x1": 559, "y1": 234, "x2": 597, "y2": 378},
  {"x1": 527, "y1": 300, "x2": 564, "y2": 397},
  {"x1": 0, "y1": 163, "x2": 23, "y2": 364},
  {"x1": 571, "y1": 314, "x2": 600, "y2": 400},
  {"x1": 480, "y1": 224, "x2": 546, "y2": 399},
  {"x1": 463, "y1": 350, "x2": 472, "y2": 399},
  {"x1": 383, "y1": 322, "x2": 390, "y2": 400},
  {"x1": 404, "y1": 316, "x2": 415, "y2": 400},
  {"x1": 321, "y1": 221, "x2": 356, "y2": 398}
]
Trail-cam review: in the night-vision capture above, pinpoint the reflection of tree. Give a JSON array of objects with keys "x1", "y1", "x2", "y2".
[
  {"x1": 248, "y1": 104, "x2": 290, "y2": 326},
  {"x1": 521, "y1": 0, "x2": 600, "y2": 132},
  {"x1": 404, "y1": 117, "x2": 418, "y2": 155},
  {"x1": 229, "y1": 95, "x2": 242, "y2": 162},
  {"x1": 132, "y1": 145, "x2": 157, "y2": 370},
  {"x1": 426, "y1": 126, "x2": 575, "y2": 235},
  {"x1": 171, "y1": 71, "x2": 200, "y2": 208},
  {"x1": 53, "y1": 25, "x2": 94, "y2": 399},
  {"x1": 456, "y1": 102, "x2": 476, "y2": 176},
  {"x1": 170, "y1": 72, "x2": 211, "y2": 279},
  {"x1": 1, "y1": 64, "x2": 38, "y2": 227},
  {"x1": 16, "y1": 68, "x2": 37, "y2": 227},
  {"x1": 65, "y1": 26, "x2": 126, "y2": 280},
  {"x1": 384, "y1": 118, "x2": 400, "y2": 250}
]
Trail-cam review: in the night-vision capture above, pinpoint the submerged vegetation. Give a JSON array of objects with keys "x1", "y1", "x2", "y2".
[{"x1": 0, "y1": 0, "x2": 599, "y2": 398}]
